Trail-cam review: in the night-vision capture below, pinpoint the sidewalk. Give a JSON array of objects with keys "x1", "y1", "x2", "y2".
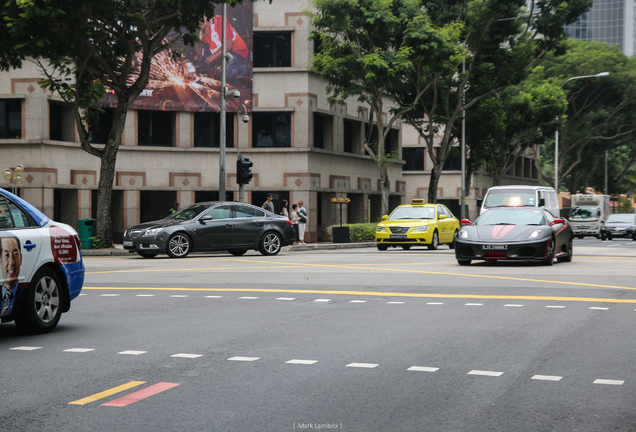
[{"x1": 81, "y1": 241, "x2": 377, "y2": 256}]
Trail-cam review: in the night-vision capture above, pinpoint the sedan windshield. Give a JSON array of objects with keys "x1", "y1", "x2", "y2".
[
  {"x1": 606, "y1": 214, "x2": 636, "y2": 224},
  {"x1": 475, "y1": 209, "x2": 546, "y2": 226},
  {"x1": 164, "y1": 204, "x2": 209, "y2": 221},
  {"x1": 389, "y1": 207, "x2": 435, "y2": 220}
]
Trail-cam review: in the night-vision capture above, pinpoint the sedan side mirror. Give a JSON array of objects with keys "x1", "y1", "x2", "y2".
[
  {"x1": 460, "y1": 219, "x2": 472, "y2": 226},
  {"x1": 199, "y1": 215, "x2": 213, "y2": 224}
]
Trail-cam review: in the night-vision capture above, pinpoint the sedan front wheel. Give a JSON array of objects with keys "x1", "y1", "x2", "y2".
[
  {"x1": 166, "y1": 233, "x2": 191, "y2": 258},
  {"x1": 259, "y1": 232, "x2": 282, "y2": 256}
]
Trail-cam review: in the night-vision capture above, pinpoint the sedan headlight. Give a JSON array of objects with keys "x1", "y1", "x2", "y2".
[
  {"x1": 376, "y1": 226, "x2": 387, "y2": 233},
  {"x1": 458, "y1": 229, "x2": 469, "y2": 239},
  {"x1": 412, "y1": 225, "x2": 430, "y2": 233},
  {"x1": 529, "y1": 229, "x2": 544, "y2": 238},
  {"x1": 144, "y1": 227, "x2": 165, "y2": 236}
]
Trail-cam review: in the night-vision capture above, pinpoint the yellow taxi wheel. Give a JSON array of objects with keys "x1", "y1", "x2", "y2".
[
  {"x1": 377, "y1": 244, "x2": 388, "y2": 251},
  {"x1": 402, "y1": 245, "x2": 411, "y2": 250}
]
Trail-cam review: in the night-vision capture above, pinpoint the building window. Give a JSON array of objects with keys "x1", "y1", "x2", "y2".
[
  {"x1": 313, "y1": 113, "x2": 324, "y2": 149},
  {"x1": 442, "y1": 148, "x2": 462, "y2": 171},
  {"x1": 89, "y1": 108, "x2": 114, "y2": 144},
  {"x1": 49, "y1": 102, "x2": 74, "y2": 142},
  {"x1": 253, "y1": 112, "x2": 291, "y2": 148},
  {"x1": 253, "y1": 33, "x2": 292, "y2": 67},
  {"x1": 343, "y1": 119, "x2": 361, "y2": 153},
  {"x1": 0, "y1": 99, "x2": 21, "y2": 139},
  {"x1": 193, "y1": 112, "x2": 234, "y2": 148},
  {"x1": 138, "y1": 110, "x2": 174, "y2": 146},
  {"x1": 402, "y1": 147, "x2": 425, "y2": 171}
]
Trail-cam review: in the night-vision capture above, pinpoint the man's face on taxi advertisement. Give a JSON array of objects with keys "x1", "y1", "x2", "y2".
[{"x1": 1, "y1": 237, "x2": 21, "y2": 289}]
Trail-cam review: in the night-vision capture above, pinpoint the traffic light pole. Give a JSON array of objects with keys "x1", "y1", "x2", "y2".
[{"x1": 238, "y1": 155, "x2": 245, "y2": 203}]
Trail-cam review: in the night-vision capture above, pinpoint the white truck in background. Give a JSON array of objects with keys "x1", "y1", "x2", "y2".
[{"x1": 569, "y1": 194, "x2": 610, "y2": 238}]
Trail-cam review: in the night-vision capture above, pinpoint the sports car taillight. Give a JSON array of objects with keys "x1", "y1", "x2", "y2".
[{"x1": 285, "y1": 219, "x2": 293, "y2": 226}]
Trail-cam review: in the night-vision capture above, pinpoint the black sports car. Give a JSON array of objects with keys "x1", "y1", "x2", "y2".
[
  {"x1": 123, "y1": 202, "x2": 295, "y2": 258},
  {"x1": 600, "y1": 213, "x2": 636, "y2": 240},
  {"x1": 454, "y1": 207, "x2": 572, "y2": 266}
]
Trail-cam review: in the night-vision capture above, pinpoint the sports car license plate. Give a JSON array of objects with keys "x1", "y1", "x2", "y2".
[
  {"x1": 123, "y1": 240, "x2": 134, "y2": 247},
  {"x1": 481, "y1": 244, "x2": 508, "y2": 251},
  {"x1": 390, "y1": 235, "x2": 407, "y2": 240}
]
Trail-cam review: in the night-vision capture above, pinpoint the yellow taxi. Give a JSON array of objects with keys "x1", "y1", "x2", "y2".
[{"x1": 375, "y1": 199, "x2": 460, "y2": 251}]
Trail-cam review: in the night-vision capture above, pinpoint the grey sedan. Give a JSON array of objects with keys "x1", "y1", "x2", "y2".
[{"x1": 123, "y1": 202, "x2": 295, "y2": 258}]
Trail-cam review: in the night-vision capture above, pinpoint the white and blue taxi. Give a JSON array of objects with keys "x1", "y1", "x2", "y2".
[{"x1": 1, "y1": 188, "x2": 84, "y2": 333}]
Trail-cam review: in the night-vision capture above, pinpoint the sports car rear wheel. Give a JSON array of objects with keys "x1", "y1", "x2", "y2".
[
  {"x1": 166, "y1": 233, "x2": 191, "y2": 258},
  {"x1": 542, "y1": 238, "x2": 555, "y2": 266},
  {"x1": 14, "y1": 267, "x2": 63, "y2": 334},
  {"x1": 457, "y1": 260, "x2": 471, "y2": 266},
  {"x1": 259, "y1": 232, "x2": 282, "y2": 256},
  {"x1": 557, "y1": 235, "x2": 573, "y2": 263},
  {"x1": 427, "y1": 231, "x2": 439, "y2": 250}
]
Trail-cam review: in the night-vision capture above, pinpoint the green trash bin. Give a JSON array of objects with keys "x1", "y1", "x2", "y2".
[{"x1": 78, "y1": 218, "x2": 96, "y2": 250}]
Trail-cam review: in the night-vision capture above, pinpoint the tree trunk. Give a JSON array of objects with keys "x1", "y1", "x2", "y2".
[
  {"x1": 427, "y1": 162, "x2": 442, "y2": 204},
  {"x1": 379, "y1": 164, "x2": 390, "y2": 216},
  {"x1": 93, "y1": 101, "x2": 129, "y2": 248}
]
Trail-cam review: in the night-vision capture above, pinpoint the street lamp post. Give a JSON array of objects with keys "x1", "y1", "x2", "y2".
[
  {"x1": 3, "y1": 164, "x2": 24, "y2": 195},
  {"x1": 237, "y1": 104, "x2": 249, "y2": 203},
  {"x1": 555, "y1": 72, "x2": 610, "y2": 193}
]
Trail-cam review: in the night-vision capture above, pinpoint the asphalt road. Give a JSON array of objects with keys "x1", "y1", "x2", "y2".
[{"x1": 2, "y1": 238, "x2": 636, "y2": 432}]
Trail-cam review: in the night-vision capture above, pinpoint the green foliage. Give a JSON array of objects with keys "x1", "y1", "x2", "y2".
[
  {"x1": 89, "y1": 236, "x2": 109, "y2": 249},
  {"x1": 617, "y1": 197, "x2": 633, "y2": 214},
  {"x1": 327, "y1": 223, "x2": 377, "y2": 242}
]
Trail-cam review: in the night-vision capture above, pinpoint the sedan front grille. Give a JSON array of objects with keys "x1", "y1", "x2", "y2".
[
  {"x1": 389, "y1": 227, "x2": 409, "y2": 234},
  {"x1": 124, "y1": 229, "x2": 144, "y2": 239}
]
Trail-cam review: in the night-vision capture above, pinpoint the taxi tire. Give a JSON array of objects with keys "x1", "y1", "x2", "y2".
[
  {"x1": 402, "y1": 245, "x2": 411, "y2": 250},
  {"x1": 377, "y1": 244, "x2": 388, "y2": 251},
  {"x1": 427, "y1": 231, "x2": 439, "y2": 250},
  {"x1": 166, "y1": 233, "x2": 191, "y2": 258},
  {"x1": 14, "y1": 267, "x2": 63, "y2": 334}
]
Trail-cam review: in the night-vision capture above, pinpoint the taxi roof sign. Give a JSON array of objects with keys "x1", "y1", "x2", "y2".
[{"x1": 411, "y1": 199, "x2": 426, "y2": 205}]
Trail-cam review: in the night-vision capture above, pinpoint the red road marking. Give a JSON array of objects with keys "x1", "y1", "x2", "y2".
[{"x1": 101, "y1": 382, "x2": 180, "y2": 407}]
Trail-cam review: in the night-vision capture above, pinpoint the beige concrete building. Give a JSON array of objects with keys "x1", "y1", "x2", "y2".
[{"x1": 0, "y1": 0, "x2": 409, "y2": 243}]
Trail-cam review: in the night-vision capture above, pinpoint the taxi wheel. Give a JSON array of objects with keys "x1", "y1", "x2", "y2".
[
  {"x1": 229, "y1": 249, "x2": 248, "y2": 256},
  {"x1": 15, "y1": 267, "x2": 63, "y2": 334},
  {"x1": 259, "y1": 232, "x2": 282, "y2": 256},
  {"x1": 166, "y1": 233, "x2": 191, "y2": 258},
  {"x1": 402, "y1": 245, "x2": 411, "y2": 250},
  {"x1": 377, "y1": 244, "x2": 388, "y2": 251},
  {"x1": 427, "y1": 231, "x2": 439, "y2": 250}
]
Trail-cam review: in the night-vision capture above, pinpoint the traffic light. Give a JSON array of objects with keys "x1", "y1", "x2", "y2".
[{"x1": 237, "y1": 157, "x2": 253, "y2": 185}]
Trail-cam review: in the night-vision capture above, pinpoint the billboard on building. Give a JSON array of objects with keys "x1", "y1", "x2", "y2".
[{"x1": 102, "y1": 3, "x2": 252, "y2": 112}]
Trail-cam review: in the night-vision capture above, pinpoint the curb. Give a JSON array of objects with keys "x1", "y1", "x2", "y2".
[{"x1": 81, "y1": 241, "x2": 377, "y2": 256}]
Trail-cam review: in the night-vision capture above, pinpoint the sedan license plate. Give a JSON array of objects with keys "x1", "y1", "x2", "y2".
[
  {"x1": 390, "y1": 235, "x2": 407, "y2": 240},
  {"x1": 123, "y1": 240, "x2": 134, "y2": 247},
  {"x1": 481, "y1": 244, "x2": 508, "y2": 251}
]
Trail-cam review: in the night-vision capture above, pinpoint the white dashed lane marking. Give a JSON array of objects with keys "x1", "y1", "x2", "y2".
[
  {"x1": 286, "y1": 359, "x2": 318, "y2": 365},
  {"x1": 170, "y1": 353, "x2": 203, "y2": 359},
  {"x1": 346, "y1": 363, "x2": 379, "y2": 369},
  {"x1": 594, "y1": 379, "x2": 624, "y2": 385},
  {"x1": 532, "y1": 375, "x2": 563, "y2": 381},
  {"x1": 64, "y1": 348, "x2": 95, "y2": 353},
  {"x1": 118, "y1": 351, "x2": 147, "y2": 355},
  {"x1": 468, "y1": 370, "x2": 503, "y2": 377},
  {"x1": 408, "y1": 366, "x2": 439, "y2": 372},
  {"x1": 228, "y1": 356, "x2": 261, "y2": 362},
  {"x1": 9, "y1": 346, "x2": 42, "y2": 351}
]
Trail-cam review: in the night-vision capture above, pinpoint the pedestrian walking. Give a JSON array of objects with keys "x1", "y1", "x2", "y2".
[
  {"x1": 169, "y1": 201, "x2": 180, "y2": 215},
  {"x1": 297, "y1": 200, "x2": 307, "y2": 244}
]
